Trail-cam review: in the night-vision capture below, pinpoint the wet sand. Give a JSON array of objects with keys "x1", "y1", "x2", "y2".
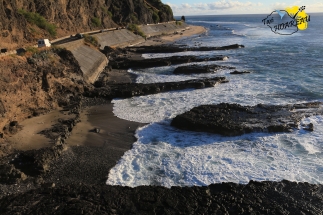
[
  {"x1": 7, "y1": 110, "x2": 75, "y2": 151},
  {"x1": 67, "y1": 102, "x2": 145, "y2": 148}
]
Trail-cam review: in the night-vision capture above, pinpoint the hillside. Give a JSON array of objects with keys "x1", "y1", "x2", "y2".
[{"x1": 0, "y1": 0, "x2": 174, "y2": 49}]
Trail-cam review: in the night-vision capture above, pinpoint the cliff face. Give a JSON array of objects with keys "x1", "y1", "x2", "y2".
[
  {"x1": 0, "y1": 0, "x2": 173, "y2": 49},
  {"x1": 0, "y1": 49, "x2": 86, "y2": 147}
]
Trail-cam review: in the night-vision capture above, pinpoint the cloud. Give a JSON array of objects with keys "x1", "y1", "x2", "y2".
[
  {"x1": 272, "y1": 2, "x2": 287, "y2": 9},
  {"x1": 167, "y1": 0, "x2": 268, "y2": 15},
  {"x1": 208, "y1": 0, "x2": 253, "y2": 10},
  {"x1": 181, "y1": 3, "x2": 192, "y2": 9}
]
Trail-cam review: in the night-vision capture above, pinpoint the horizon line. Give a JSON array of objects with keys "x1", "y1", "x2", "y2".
[{"x1": 174, "y1": 11, "x2": 323, "y2": 16}]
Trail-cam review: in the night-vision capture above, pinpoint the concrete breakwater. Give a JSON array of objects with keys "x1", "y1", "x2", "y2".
[{"x1": 58, "y1": 22, "x2": 189, "y2": 84}]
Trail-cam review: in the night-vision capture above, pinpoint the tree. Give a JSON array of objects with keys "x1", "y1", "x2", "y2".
[{"x1": 181, "y1": 15, "x2": 185, "y2": 22}]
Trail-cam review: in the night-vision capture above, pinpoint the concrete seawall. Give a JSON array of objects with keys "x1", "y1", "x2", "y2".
[
  {"x1": 96, "y1": 29, "x2": 145, "y2": 49},
  {"x1": 140, "y1": 22, "x2": 189, "y2": 37},
  {"x1": 59, "y1": 40, "x2": 108, "y2": 84},
  {"x1": 58, "y1": 22, "x2": 189, "y2": 84}
]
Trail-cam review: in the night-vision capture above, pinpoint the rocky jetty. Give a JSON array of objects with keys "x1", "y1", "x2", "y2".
[
  {"x1": 171, "y1": 102, "x2": 323, "y2": 136},
  {"x1": 110, "y1": 55, "x2": 228, "y2": 69},
  {"x1": 230, "y1": 70, "x2": 251, "y2": 74},
  {"x1": 1, "y1": 180, "x2": 322, "y2": 214},
  {"x1": 125, "y1": 44, "x2": 245, "y2": 53},
  {"x1": 173, "y1": 64, "x2": 235, "y2": 74},
  {"x1": 86, "y1": 77, "x2": 228, "y2": 99}
]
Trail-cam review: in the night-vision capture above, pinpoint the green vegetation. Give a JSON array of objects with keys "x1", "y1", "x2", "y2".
[
  {"x1": 152, "y1": 12, "x2": 160, "y2": 23},
  {"x1": 25, "y1": 46, "x2": 39, "y2": 54},
  {"x1": 91, "y1": 17, "x2": 101, "y2": 27},
  {"x1": 101, "y1": 7, "x2": 113, "y2": 18},
  {"x1": 163, "y1": 5, "x2": 173, "y2": 15},
  {"x1": 18, "y1": 9, "x2": 57, "y2": 36},
  {"x1": 127, "y1": 24, "x2": 146, "y2": 38},
  {"x1": 130, "y1": 13, "x2": 139, "y2": 24},
  {"x1": 175, "y1": 21, "x2": 182, "y2": 26},
  {"x1": 84, "y1": 34, "x2": 99, "y2": 47}
]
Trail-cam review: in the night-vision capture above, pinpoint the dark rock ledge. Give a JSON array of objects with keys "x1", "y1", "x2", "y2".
[
  {"x1": 230, "y1": 70, "x2": 251, "y2": 75},
  {"x1": 171, "y1": 102, "x2": 323, "y2": 136},
  {"x1": 110, "y1": 55, "x2": 228, "y2": 69},
  {"x1": 0, "y1": 180, "x2": 322, "y2": 214},
  {"x1": 86, "y1": 77, "x2": 228, "y2": 99},
  {"x1": 124, "y1": 44, "x2": 245, "y2": 53}
]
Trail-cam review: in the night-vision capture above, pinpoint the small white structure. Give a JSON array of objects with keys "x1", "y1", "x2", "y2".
[{"x1": 38, "y1": 39, "x2": 51, "y2": 48}]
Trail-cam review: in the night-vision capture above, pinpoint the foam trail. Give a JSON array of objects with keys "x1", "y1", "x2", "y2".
[{"x1": 112, "y1": 76, "x2": 303, "y2": 123}]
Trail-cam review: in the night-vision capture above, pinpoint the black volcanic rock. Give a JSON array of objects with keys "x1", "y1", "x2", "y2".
[
  {"x1": 110, "y1": 55, "x2": 228, "y2": 69},
  {"x1": 230, "y1": 70, "x2": 251, "y2": 74},
  {"x1": 125, "y1": 44, "x2": 245, "y2": 53},
  {"x1": 0, "y1": 180, "x2": 323, "y2": 214},
  {"x1": 85, "y1": 77, "x2": 228, "y2": 99},
  {"x1": 171, "y1": 102, "x2": 323, "y2": 136},
  {"x1": 173, "y1": 64, "x2": 235, "y2": 74}
]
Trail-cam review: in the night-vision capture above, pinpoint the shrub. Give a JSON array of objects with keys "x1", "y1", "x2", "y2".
[
  {"x1": 152, "y1": 12, "x2": 160, "y2": 23},
  {"x1": 130, "y1": 13, "x2": 139, "y2": 24},
  {"x1": 101, "y1": 7, "x2": 113, "y2": 18},
  {"x1": 175, "y1": 21, "x2": 182, "y2": 26},
  {"x1": 25, "y1": 46, "x2": 39, "y2": 54},
  {"x1": 18, "y1": 9, "x2": 57, "y2": 36},
  {"x1": 127, "y1": 24, "x2": 146, "y2": 38},
  {"x1": 91, "y1": 17, "x2": 101, "y2": 27},
  {"x1": 84, "y1": 34, "x2": 99, "y2": 47}
]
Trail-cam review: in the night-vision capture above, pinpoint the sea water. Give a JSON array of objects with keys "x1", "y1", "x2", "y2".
[{"x1": 107, "y1": 13, "x2": 323, "y2": 187}]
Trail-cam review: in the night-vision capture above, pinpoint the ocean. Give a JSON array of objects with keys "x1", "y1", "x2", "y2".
[{"x1": 107, "y1": 13, "x2": 323, "y2": 187}]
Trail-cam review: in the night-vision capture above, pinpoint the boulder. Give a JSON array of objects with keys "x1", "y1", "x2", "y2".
[{"x1": 171, "y1": 102, "x2": 323, "y2": 136}]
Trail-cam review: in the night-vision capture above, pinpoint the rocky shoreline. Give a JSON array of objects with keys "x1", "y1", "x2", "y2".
[
  {"x1": 1, "y1": 180, "x2": 323, "y2": 214},
  {"x1": 1, "y1": 35, "x2": 323, "y2": 214},
  {"x1": 171, "y1": 102, "x2": 323, "y2": 136}
]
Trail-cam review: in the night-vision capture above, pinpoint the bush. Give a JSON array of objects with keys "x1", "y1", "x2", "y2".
[
  {"x1": 91, "y1": 17, "x2": 101, "y2": 27},
  {"x1": 130, "y1": 13, "x2": 139, "y2": 24},
  {"x1": 101, "y1": 7, "x2": 113, "y2": 18},
  {"x1": 152, "y1": 12, "x2": 160, "y2": 23},
  {"x1": 18, "y1": 9, "x2": 57, "y2": 36},
  {"x1": 25, "y1": 46, "x2": 39, "y2": 54},
  {"x1": 175, "y1": 21, "x2": 182, "y2": 26},
  {"x1": 84, "y1": 34, "x2": 99, "y2": 47},
  {"x1": 127, "y1": 24, "x2": 146, "y2": 38}
]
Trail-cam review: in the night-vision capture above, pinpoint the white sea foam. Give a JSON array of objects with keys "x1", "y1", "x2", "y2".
[
  {"x1": 128, "y1": 60, "x2": 236, "y2": 84},
  {"x1": 112, "y1": 74, "x2": 301, "y2": 123},
  {"x1": 107, "y1": 116, "x2": 323, "y2": 187}
]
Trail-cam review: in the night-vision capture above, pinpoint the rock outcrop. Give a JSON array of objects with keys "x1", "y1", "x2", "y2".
[
  {"x1": 109, "y1": 55, "x2": 228, "y2": 69},
  {"x1": 125, "y1": 44, "x2": 245, "y2": 53},
  {"x1": 86, "y1": 77, "x2": 228, "y2": 99},
  {"x1": 1, "y1": 180, "x2": 323, "y2": 214},
  {"x1": 171, "y1": 102, "x2": 323, "y2": 136}
]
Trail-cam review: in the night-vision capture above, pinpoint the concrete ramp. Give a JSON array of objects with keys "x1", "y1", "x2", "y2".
[
  {"x1": 96, "y1": 29, "x2": 145, "y2": 48},
  {"x1": 140, "y1": 22, "x2": 189, "y2": 37},
  {"x1": 59, "y1": 40, "x2": 108, "y2": 84}
]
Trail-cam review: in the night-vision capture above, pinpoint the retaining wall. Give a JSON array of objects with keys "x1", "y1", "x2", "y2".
[
  {"x1": 96, "y1": 29, "x2": 145, "y2": 49},
  {"x1": 139, "y1": 22, "x2": 189, "y2": 37},
  {"x1": 57, "y1": 22, "x2": 189, "y2": 83},
  {"x1": 59, "y1": 40, "x2": 108, "y2": 84}
]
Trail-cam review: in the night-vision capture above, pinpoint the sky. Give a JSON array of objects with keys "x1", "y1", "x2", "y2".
[{"x1": 166, "y1": 0, "x2": 323, "y2": 15}]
